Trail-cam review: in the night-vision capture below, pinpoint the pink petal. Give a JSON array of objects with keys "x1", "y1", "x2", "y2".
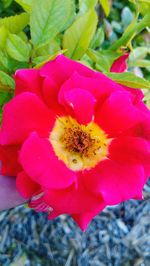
[
  {"x1": 15, "y1": 69, "x2": 41, "y2": 96},
  {"x1": 0, "y1": 144, "x2": 22, "y2": 176},
  {"x1": 29, "y1": 192, "x2": 59, "y2": 217},
  {"x1": 40, "y1": 54, "x2": 93, "y2": 86},
  {"x1": 72, "y1": 202, "x2": 105, "y2": 231},
  {"x1": 48, "y1": 210, "x2": 60, "y2": 219},
  {"x1": 122, "y1": 85, "x2": 144, "y2": 104},
  {"x1": 44, "y1": 186, "x2": 101, "y2": 214},
  {"x1": 44, "y1": 175, "x2": 102, "y2": 214},
  {"x1": 16, "y1": 171, "x2": 40, "y2": 199},
  {"x1": 42, "y1": 77, "x2": 66, "y2": 115},
  {"x1": 29, "y1": 192, "x2": 44, "y2": 209},
  {"x1": 83, "y1": 159, "x2": 145, "y2": 205},
  {"x1": 29, "y1": 192, "x2": 54, "y2": 214},
  {"x1": 19, "y1": 132, "x2": 76, "y2": 189},
  {"x1": 108, "y1": 137, "x2": 150, "y2": 178},
  {"x1": 0, "y1": 92, "x2": 54, "y2": 145},
  {"x1": 136, "y1": 101, "x2": 150, "y2": 115},
  {"x1": 59, "y1": 71, "x2": 124, "y2": 105},
  {"x1": 122, "y1": 117, "x2": 150, "y2": 142},
  {"x1": 110, "y1": 53, "x2": 129, "y2": 73},
  {"x1": 60, "y1": 88, "x2": 96, "y2": 124},
  {"x1": 95, "y1": 91, "x2": 142, "y2": 137}
]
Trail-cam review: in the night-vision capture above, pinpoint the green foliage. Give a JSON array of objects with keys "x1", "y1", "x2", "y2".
[
  {"x1": 90, "y1": 27, "x2": 105, "y2": 49},
  {"x1": 110, "y1": 12, "x2": 150, "y2": 51},
  {"x1": 106, "y1": 72, "x2": 150, "y2": 89},
  {"x1": 0, "y1": 13, "x2": 29, "y2": 33},
  {"x1": 0, "y1": 26, "x2": 8, "y2": 48},
  {"x1": 2, "y1": 0, "x2": 13, "y2": 8},
  {"x1": 0, "y1": 70, "x2": 14, "y2": 121},
  {"x1": 79, "y1": 0, "x2": 98, "y2": 13},
  {"x1": 6, "y1": 33, "x2": 30, "y2": 62},
  {"x1": 0, "y1": 0, "x2": 150, "y2": 122},
  {"x1": 129, "y1": 0, "x2": 150, "y2": 15},
  {"x1": 0, "y1": 70, "x2": 15, "y2": 90},
  {"x1": 0, "y1": 1, "x2": 21, "y2": 18},
  {"x1": 121, "y1": 7, "x2": 133, "y2": 29},
  {"x1": 129, "y1": 47, "x2": 150, "y2": 69},
  {"x1": 87, "y1": 48, "x2": 122, "y2": 72},
  {"x1": 63, "y1": 10, "x2": 98, "y2": 59},
  {"x1": 99, "y1": 0, "x2": 110, "y2": 16},
  {"x1": 30, "y1": 0, "x2": 75, "y2": 48},
  {"x1": 15, "y1": 0, "x2": 33, "y2": 13}
]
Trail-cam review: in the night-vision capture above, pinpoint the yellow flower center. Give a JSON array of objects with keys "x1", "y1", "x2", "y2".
[{"x1": 50, "y1": 116, "x2": 109, "y2": 171}]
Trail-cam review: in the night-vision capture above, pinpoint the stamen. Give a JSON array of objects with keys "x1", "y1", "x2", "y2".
[
  {"x1": 61, "y1": 125, "x2": 98, "y2": 157},
  {"x1": 50, "y1": 116, "x2": 109, "y2": 171}
]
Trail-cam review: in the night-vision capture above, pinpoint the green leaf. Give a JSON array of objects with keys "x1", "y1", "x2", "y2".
[
  {"x1": 129, "y1": 59, "x2": 150, "y2": 68},
  {"x1": 2, "y1": 0, "x2": 13, "y2": 8},
  {"x1": 0, "y1": 49, "x2": 26, "y2": 73},
  {"x1": 121, "y1": 7, "x2": 133, "y2": 29},
  {"x1": 0, "y1": 26, "x2": 8, "y2": 48},
  {"x1": 135, "y1": 0, "x2": 150, "y2": 16},
  {"x1": 129, "y1": 47, "x2": 149, "y2": 61},
  {"x1": 0, "y1": 91, "x2": 11, "y2": 106},
  {"x1": 99, "y1": 0, "x2": 110, "y2": 16},
  {"x1": 32, "y1": 55, "x2": 50, "y2": 65},
  {"x1": 79, "y1": 0, "x2": 98, "y2": 13},
  {"x1": 63, "y1": 10, "x2": 98, "y2": 60},
  {"x1": 0, "y1": 70, "x2": 15, "y2": 91},
  {"x1": 0, "y1": 90, "x2": 13, "y2": 123},
  {"x1": 6, "y1": 34, "x2": 30, "y2": 62},
  {"x1": 106, "y1": 72, "x2": 150, "y2": 89},
  {"x1": 0, "y1": 49, "x2": 19, "y2": 73},
  {"x1": 0, "y1": 13, "x2": 29, "y2": 34},
  {"x1": 87, "y1": 48, "x2": 122, "y2": 72},
  {"x1": 0, "y1": 49, "x2": 9, "y2": 71},
  {"x1": 0, "y1": 70, "x2": 14, "y2": 123},
  {"x1": 90, "y1": 27, "x2": 105, "y2": 49},
  {"x1": 35, "y1": 39, "x2": 61, "y2": 56},
  {"x1": 110, "y1": 13, "x2": 150, "y2": 51},
  {"x1": 34, "y1": 50, "x2": 66, "y2": 69},
  {"x1": 15, "y1": 0, "x2": 33, "y2": 13},
  {"x1": 30, "y1": 0, "x2": 75, "y2": 48},
  {"x1": 18, "y1": 31, "x2": 28, "y2": 43},
  {"x1": 80, "y1": 54, "x2": 93, "y2": 68},
  {"x1": 129, "y1": 47, "x2": 150, "y2": 68},
  {"x1": 111, "y1": 21, "x2": 123, "y2": 34}
]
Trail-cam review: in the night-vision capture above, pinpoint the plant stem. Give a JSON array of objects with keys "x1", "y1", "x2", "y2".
[{"x1": 110, "y1": 13, "x2": 150, "y2": 51}]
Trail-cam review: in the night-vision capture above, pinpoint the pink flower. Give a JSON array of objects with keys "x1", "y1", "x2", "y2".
[
  {"x1": 0, "y1": 55, "x2": 150, "y2": 231},
  {"x1": 110, "y1": 53, "x2": 129, "y2": 73}
]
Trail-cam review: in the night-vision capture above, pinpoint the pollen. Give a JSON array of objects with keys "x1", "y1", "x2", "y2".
[{"x1": 50, "y1": 116, "x2": 109, "y2": 171}]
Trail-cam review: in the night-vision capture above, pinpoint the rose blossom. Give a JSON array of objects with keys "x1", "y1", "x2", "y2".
[{"x1": 0, "y1": 55, "x2": 150, "y2": 230}]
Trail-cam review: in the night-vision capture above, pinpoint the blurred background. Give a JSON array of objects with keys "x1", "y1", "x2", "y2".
[{"x1": 0, "y1": 0, "x2": 150, "y2": 265}]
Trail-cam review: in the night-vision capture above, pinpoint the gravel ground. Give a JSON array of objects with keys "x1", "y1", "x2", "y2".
[{"x1": 0, "y1": 179, "x2": 150, "y2": 266}]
